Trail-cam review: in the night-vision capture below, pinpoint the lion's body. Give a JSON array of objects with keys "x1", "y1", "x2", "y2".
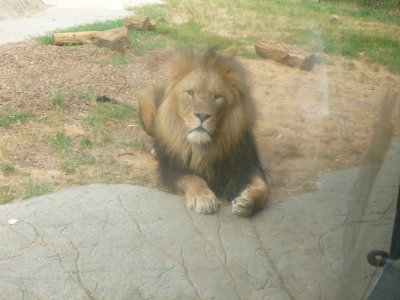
[
  {"x1": 139, "y1": 51, "x2": 268, "y2": 216},
  {"x1": 155, "y1": 129, "x2": 264, "y2": 199}
]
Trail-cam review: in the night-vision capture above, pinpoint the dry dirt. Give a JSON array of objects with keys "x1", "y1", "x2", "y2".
[{"x1": 0, "y1": 41, "x2": 399, "y2": 204}]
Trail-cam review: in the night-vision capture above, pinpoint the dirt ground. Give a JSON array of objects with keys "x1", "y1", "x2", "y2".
[{"x1": 0, "y1": 41, "x2": 399, "y2": 204}]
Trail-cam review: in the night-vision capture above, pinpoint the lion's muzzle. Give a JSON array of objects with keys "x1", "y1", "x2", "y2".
[{"x1": 187, "y1": 127, "x2": 212, "y2": 146}]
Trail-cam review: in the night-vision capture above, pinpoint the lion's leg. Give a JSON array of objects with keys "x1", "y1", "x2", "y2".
[
  {"x1": 138, "y1": 87, "x2": 165, "y2": 137},
  {"x1": 232, "y1": 175, "x2": 269, "y2": 217},
  {"x1": 174, "y1": 174, "x2": 219, "y2": 214}
]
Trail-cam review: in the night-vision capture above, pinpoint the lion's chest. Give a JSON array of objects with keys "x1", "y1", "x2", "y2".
[{"x1": 186, "y1": 148, "x2": 213, "y2": 178}]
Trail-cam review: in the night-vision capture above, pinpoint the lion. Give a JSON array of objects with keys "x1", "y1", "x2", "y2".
[{"x1": 138, "y1": 50, "x2": 268, "y2": 216}]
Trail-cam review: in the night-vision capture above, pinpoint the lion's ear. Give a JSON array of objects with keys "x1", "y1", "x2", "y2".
[{"x1": 138, "y1": 87, "x2": 165, "y2": 137}]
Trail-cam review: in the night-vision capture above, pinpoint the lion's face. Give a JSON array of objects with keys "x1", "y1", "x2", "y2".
[
  {"x1": 174, "y1": 70, "x2": 228, "y2": 146},
  {"x1": 149, "y1": 51, "x2": 255, "y2": 163}
]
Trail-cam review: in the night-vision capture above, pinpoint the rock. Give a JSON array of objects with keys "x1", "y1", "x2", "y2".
[
  {"x1": 0, "y1": 140, "x2": 399, "y2": 299},
  {"x1": 95, "y1": 27, "x2": 130, "y2": 52},
  {"x1": 330, "y1": 14, "x2": 341, "y2": 24},
  {"x1": 124, "y1": 16, "x2": 155, "y2": 31}
]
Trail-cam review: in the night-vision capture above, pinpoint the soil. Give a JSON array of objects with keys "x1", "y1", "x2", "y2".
[{"x1": 0, "y1": 40, "x2": 399, "y2": 204}]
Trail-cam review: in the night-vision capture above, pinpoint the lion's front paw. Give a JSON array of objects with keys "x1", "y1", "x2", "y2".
[
  {"x1": 232, "y1": 195, "x2": 254, "y2": 217},
  {"x1": 232, "y1": 176, "x2": 269, "y2": 217},
  {"x1": 186, "y1": 188, "x2": 219, "y2": 214}
]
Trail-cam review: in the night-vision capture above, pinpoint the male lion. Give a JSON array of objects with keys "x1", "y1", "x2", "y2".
[{"x1": 138, "y1": 50, "x2": 268, "y2": 216}]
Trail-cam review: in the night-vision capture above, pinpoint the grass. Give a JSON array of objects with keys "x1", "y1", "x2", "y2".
[
  {"x1": 49, "y1": 89, "x2": 67, "y2": 108},
  {"x1": 23, "y1": 179, "x2": 53, "y2": 199},
  {"x1": 0, "y1": 85, "x2": 152, "y2": 204},
  {"x1": 140, "y1": 0, "x2": 400, "y2": 71},
  {"x1": 0, "y1": 186, "x2": 15, "y2": 205},
  {"x1": 0, "y1": 162, "x2": 16, "y2": 176},
  {"x1": 36, "y1": 0, "x2": 399, "y2": 71},
  {"x1": 60, "y1": 160, "x2": 78, "y2": 175},
  {"x1": 98, "y1": 54, "x2": 128, "y2": 66},
  {"x1": 84, "y1": 102, "x2": 136, "y2": 145},
  {"x1": 74, "y1": 89, "x2": 97, "y2": 101},
  {"x1": 49, "y1": 88, "x2": 97, "y2": 108},
  {"x1": 77, "y1": 153, "x2": 96, "y2": 164},
  {"x1": 50, "y1": 132, "x2": 71, "y2": 152},
  {"x1": 132, "y1": 174, "x2": 150, "y2": 184},
  {"x1": 80, "y1": 136, "x2": 93, "y2": 147},
  {"x1": 0, "y1": 107, "x2": 29, "y2": 128},
  {"x1": 137, "y1": 5, "x2": 251, "y2": 55},
  {"x1": 85, "y1": 103, "x2": 134, "y2": 126}
]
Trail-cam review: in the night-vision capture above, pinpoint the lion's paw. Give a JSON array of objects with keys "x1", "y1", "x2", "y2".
[
  {"x1": 232, "y1": 195, "x2": 254, "y2": 217},
  {"x1": 186, "y1": 189, "x2": 219, "y2": 214}
]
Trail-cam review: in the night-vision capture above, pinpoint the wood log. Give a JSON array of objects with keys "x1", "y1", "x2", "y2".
[
  {"x1": 123, "y1": 16, "x2": 155, "y2": 31},
  {"x1": 255, "y1": 37, "x2": 316, "y2": 71},
  {"x1": 53, "y1": 27, "x2": 130, "y2": 52},
  {"x1": 96, "y1": 27, "x2": 130, "y2": 52},
  {"x1": 53, "y1": 31, "x2": 99, "y2": 46}
]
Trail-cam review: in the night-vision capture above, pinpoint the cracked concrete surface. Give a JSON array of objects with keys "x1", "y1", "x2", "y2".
[{"x1": 0, "y1": 140, "x2": 399, "y2": 300}]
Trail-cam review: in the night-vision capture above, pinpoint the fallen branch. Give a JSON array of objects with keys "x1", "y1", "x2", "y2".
[
  {"x1": 255, "y1": 36, "x2": 316, "y2": 71},
  {"x1": 52, "y1": 27, "x2": 130, "y2": 52},
  {"x1": 52, "y1": 31, "x2": 99, "y2": 46}
]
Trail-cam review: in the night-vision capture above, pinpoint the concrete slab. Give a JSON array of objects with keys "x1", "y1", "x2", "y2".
[
  {"x1": 0, "y1": 0, "x2": 48, "y2": 20},
  {"x1": 1, "y1": 140, "x2": 399, "y2": 299},
  {"x1": 0, "y1": 0, "x2": 161, "y2": 45}
]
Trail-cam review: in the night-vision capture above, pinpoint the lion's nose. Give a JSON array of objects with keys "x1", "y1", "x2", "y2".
[{"x1": 194, "y1": 112, "x2": 212, "y2": 123}]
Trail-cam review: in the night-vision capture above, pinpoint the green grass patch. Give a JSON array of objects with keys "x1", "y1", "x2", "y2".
[
  {"x1": 0, "y1": 162, "x2": 16, "y2": 176},
  {"x1": 140, "y1": 5, "x2": 244, "y2": 52},
  {"x1": 85, "y1": 103, "x2": 134, "y2": 126},
  {"x1": 49, "y1": 89, "x2": 97, "y2": 108},
  {"x1": 155, "y1": 19, "x2": 239, "y2": 50},
  {"x1": 77, "y1": 153, "x2": 97, "y2": 164},
  {"x1": 85, "y1": 103, "x2": 134, "y2": 145},
  {"x1": 132, "y1": 174, "x2": 150, "y2": 184},
  {"x1": 60, "y1": 160, "x2": 78, "y2": 175},
  {"x1": 0, "y1": 107, "x2": 29, "y2": 128},
  {"x1": 50, "y1": 132, "x2": 71, "y2": 152},
  {"x1": 98, "y1": 54, "x2": 128, "y2": 66},
  {"x1": 80, "y1": 136, "x2": 93, "y2": 147},
  {"x1": 49, "y1": 89, "x2": 66, "y2": 108},
  {"x1": 128, "y1": 30, "x2": 168, "y2": 54},
  {"x1": 23, "y1": 179, "x2": 53, "y2": 199},
  {"x1": 0, "y1": 186, "x2": 15, "y2": 204},
  {"x1": 72, "y1": 89, "x2": 97, "y2": 101}
]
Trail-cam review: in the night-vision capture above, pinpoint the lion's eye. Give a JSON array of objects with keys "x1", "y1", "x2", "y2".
[
  {"x1": 214, "y1": 94, "x2": 224, "y2": 101},
  {"x1": 185, "y1": 89, "x2": 194, "y2": 97}
]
